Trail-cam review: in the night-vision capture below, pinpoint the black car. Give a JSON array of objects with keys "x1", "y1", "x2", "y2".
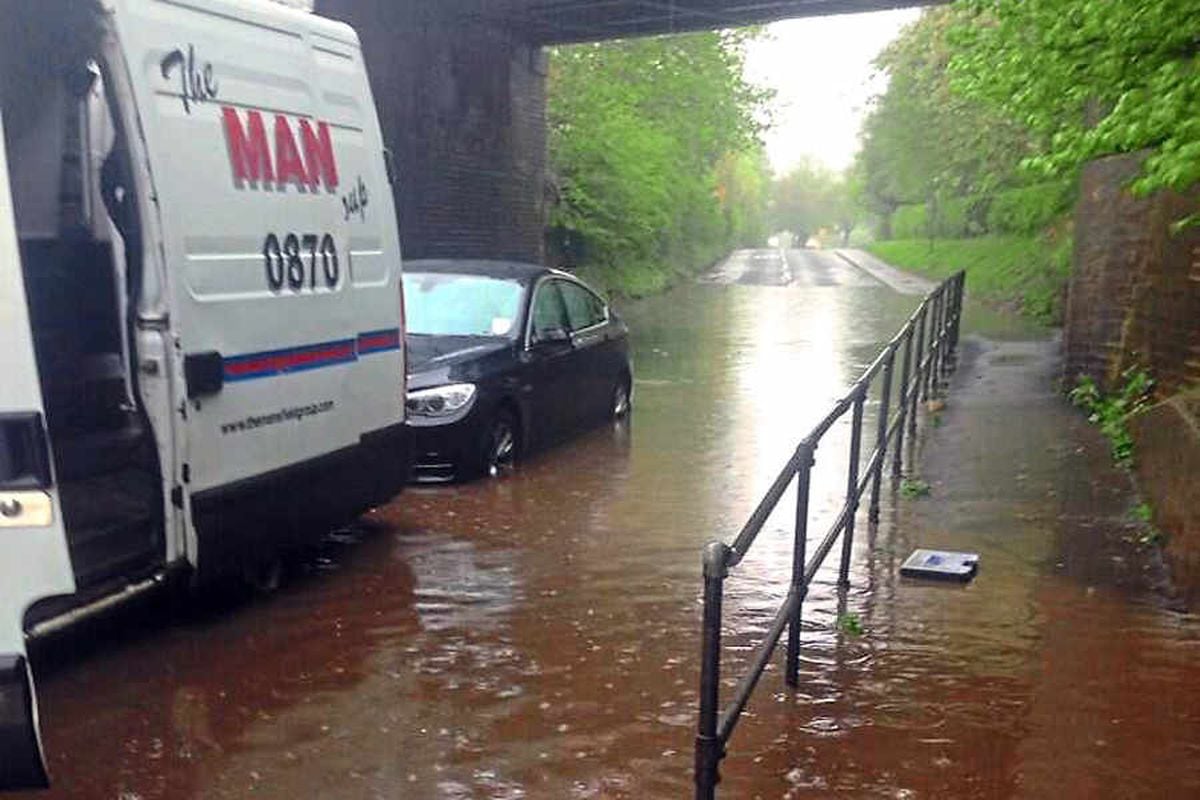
[{"x1": 402, "y1": 260, "x2": 632, "y2": 481}]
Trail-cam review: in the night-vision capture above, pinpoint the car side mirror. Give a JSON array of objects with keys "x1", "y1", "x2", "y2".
[{"x1": 533, "y1": 325, "x2": 571, "y2": 346}]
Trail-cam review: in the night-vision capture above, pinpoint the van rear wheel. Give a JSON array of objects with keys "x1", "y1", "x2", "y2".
[{"x1": 244, "y1": 555, "x2": 284, "y2": 595}]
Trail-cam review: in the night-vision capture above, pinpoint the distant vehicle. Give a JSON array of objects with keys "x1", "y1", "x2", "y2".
[
  {"x1": 1, "y1": 0, "x2": 406, "y2": 786},
  {"x1": 402, "y1": 260, "x2": 632, "y2": 481}
]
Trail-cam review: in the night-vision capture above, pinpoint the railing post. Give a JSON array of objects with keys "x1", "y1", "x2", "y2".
[
  {"x1": 921, "y1": 300, "x2": 931, "y2": 403},
  {"x1": 949, "y1": 272, "x2": 964, "y2": 363},
  {"x1": 785, "y1": 442, "x2": 815, "y2": 688},
  {"x1": 868, "y1": 346, "x2": 895, "y2": 523},
  {"x1": 929, "y1": 288, "x2": 943, "y2": 397},
  {"x1": 838, "y1": 388, "x2": 866, "y2": 588},
  {"x1": 937, "y1": 286, "x2": 949, "y2": 381},
  {"x1": 910, "y1": 303, "x2": 926, "y2": 432},
  {"x1": 893, "y1": 326, "x2": 913, "y2": 479},
  {"x1": 695, "y1": 541, "x2": 730, "y2": 800},
  {"x1": 931, "y1": 289, "x2": 941, "y2": 384}
]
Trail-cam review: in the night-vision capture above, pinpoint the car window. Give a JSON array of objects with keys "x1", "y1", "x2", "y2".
[
  {"x1": 402, "y1": 272, "x2": 524, "y2": 337},
  {"x1": 530, "y1": 281, "x2": 568, "y2": 339},
  {"x1": 560, "y1": 281, "x2": 607, "y2": 331}
]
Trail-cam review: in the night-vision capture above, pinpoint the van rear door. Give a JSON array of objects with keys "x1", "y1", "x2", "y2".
[
  {"x1": 0, "y1": 108, "x2": 75, "y2": 790},
  {"x1": 107, "y1": 0, "x2": 405, "y2": 570}
]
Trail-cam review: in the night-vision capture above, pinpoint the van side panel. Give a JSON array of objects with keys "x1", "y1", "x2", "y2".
[{"x1": 109, "y1": 0, "x2": 406, "y2": 572}]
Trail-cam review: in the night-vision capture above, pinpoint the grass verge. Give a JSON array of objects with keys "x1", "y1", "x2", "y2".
[{"x1": 867, "y1": 232, "x2": 1072, "y2": 324}]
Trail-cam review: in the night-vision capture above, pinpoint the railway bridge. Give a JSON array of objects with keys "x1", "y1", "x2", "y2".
[{"x1": 312, "y1": 0, "x2": 926, "y2": 262}]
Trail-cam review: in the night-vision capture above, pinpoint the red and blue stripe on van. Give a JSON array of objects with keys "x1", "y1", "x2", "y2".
[{"x1": 223, "y1": 328, "x2": 401, "y2": 382}]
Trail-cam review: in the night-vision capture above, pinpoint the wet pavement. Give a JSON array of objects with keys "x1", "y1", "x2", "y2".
[{"x1": 19, "y1": 248, "x2": 1200, "y2": 799}]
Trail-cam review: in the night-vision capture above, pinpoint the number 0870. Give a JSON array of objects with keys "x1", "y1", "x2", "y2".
[{"x1": 263, "y1": 232, "x2": 339, "y2": 291}]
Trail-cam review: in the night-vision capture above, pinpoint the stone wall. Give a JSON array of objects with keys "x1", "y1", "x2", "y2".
[{"x1": 315, "y1": 0, "x2": 547, "y2": 263}]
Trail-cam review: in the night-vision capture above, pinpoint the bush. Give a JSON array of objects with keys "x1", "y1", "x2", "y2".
[
  {"x1": 892, "y1": 204, "x2": 927, "y2": 239},
  {"x1": 890, "y1": 197, "x2": 977, "y2": 240},
  {"x1": 987, "y1": 181, "x2": 1073, "y2": 235},
  {"x1": 931, "y1": 195, "x2": 971, "y2": 238}
]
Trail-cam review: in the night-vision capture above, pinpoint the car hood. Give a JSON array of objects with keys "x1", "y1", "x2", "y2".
[{"x1": 406, "y1": 334, "x2": 514, "y2": 388}]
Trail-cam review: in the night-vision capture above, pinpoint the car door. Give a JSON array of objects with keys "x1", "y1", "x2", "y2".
[
  {"x1": 523, "y1": 279, "x2": 583, "y2": 442},
  {"x1": 0, "y1": 108, "x2": 76, "y2": 790},
  {"x1": 559, "y1": 280, "x2": 619, "y2": 423}
]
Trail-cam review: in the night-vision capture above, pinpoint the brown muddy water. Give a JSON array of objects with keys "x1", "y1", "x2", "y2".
[{"x1": 18, "y1": 250, "x2": 1200, "y2": 799}]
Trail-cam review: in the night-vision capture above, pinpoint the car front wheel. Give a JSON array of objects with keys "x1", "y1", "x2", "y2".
[
  {"x1": 479, "y1": 409, "x2": 518, "y2": 478},
  {"x1": 612, "y1": 375, "x2": 632, "y2": 419}
]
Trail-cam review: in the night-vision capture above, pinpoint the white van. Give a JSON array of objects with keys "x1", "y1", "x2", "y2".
[{"x1": 0, "y1": 0, "x2": 407, "y2": 786}]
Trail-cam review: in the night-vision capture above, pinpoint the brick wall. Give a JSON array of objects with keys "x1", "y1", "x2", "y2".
[
  {"x1": 1064, "y1": 153, "x2": 1200, "y2": 397},
  {"x1": 1066, "y1": 154, "x2": 1200, "y2": 601},
  {"x1": 315, "y1": 0, "x2": 547, "y2": 263}
]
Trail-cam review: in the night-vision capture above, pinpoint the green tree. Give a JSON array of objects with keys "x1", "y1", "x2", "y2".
[
  {"x1": 715, "y1": 148, "x2": 772, "y2": 248},
  {"x1": 547, "y1": 31, "x2": 771, "y2": 291},
  {"x1": 770, "y1": 159, "x2": 849, "y2": 244},
  {"x1": 855, "y1": 6, "x2": 1035, "y2": 235},
  {"x1": 949, "y1": 0, "x2": 1200, "y2": 198}
]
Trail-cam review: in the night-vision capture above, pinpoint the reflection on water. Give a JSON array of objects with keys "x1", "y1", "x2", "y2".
[{"x1": 19, "y1": 254, "x2": 1200, "y2": 799}]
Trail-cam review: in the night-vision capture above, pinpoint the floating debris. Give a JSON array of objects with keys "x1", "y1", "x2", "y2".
[{"x1": 901, "y1": 549, "x2": 979, "y2": 582}]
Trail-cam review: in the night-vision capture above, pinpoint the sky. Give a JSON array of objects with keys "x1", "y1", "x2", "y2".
[{"x1": 743, "y1": 8, "x2": 921, "y2": 177}]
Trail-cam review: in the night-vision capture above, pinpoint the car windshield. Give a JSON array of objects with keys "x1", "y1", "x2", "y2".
[{"x1": 402, "y1": 272, "x2": 525, "y2": 337}]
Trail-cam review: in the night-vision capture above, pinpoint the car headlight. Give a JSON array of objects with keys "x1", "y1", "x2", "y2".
[{"x1": 406, "y1": 383, "x2": 477, "y2": 419}]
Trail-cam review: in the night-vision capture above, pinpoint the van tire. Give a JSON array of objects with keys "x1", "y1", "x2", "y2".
[{"x1": 244, "y1": 556, "x2": 284, "y2": 595}]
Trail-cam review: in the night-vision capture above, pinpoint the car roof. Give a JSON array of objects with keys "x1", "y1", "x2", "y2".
[{"x1": 403, "y1": 259, "x2": 561, "y2": 284}]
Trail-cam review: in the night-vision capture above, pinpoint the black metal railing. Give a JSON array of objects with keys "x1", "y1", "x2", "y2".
[{"x1": 694, "y1": 271, "x2": 966, "y2": 799}]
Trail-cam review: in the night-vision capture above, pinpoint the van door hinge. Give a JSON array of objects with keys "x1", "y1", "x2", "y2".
[
  {"x1": 181, "y1": 463, "x2": 190, "y2": 484},
  {"x1": 170, "y1": 485, "x2": 183, "y2": 509},
  {"x1": 137, "y1": 313, "x2": 169, "y2": 331}
]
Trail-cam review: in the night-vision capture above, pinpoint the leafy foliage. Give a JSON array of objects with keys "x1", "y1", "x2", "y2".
[
  {"x1": 1068, "y1": 368, "x2": 1156, "y2": 469},
  {"x1": 855, "y1": 6, "x2": 1035, "y2": 232},
  {"x1": 891, "y1": 204, "x2": 927, "y2": 240},
  {"x1": 769, "y1": 159, "x2": 854, "y2": 244},
  {"x1": 986, "y1": 181, "x2": 1075, "y2": 236},
  {"x1": 715, "y1": 148, "x2": 773, "y2": 249},
  {"x1": 547, "y1": 32, "x2": 771, "y2": 292},
  {"x1": 949, "y1": 0, "x2": 1200, "y2": 197}
]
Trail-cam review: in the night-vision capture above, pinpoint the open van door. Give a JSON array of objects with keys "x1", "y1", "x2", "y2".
[{"x1": 0, "y1": 109, "x2": 76, "y2": 789}]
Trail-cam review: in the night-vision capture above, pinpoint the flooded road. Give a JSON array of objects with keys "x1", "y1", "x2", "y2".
[{"x1": 20, "y1": 248, "x2": 1200, "y2": 798}]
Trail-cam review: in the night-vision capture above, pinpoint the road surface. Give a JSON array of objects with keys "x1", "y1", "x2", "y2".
[{"x1": 17, "y1": 249, "x2": 1200, "y2": 799}]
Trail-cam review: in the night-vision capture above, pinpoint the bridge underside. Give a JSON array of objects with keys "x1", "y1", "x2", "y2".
[
  {"x1": 315, "y1": 0, "x2": 925, "y2": 263},
  {"x1": 467, "y1": 0, "x2": 932, "y2": 44}
]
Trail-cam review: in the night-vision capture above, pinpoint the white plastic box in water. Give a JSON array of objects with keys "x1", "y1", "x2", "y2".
[{"x1": 900, "y1": 549, "x2": 979, "y2": 582}]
